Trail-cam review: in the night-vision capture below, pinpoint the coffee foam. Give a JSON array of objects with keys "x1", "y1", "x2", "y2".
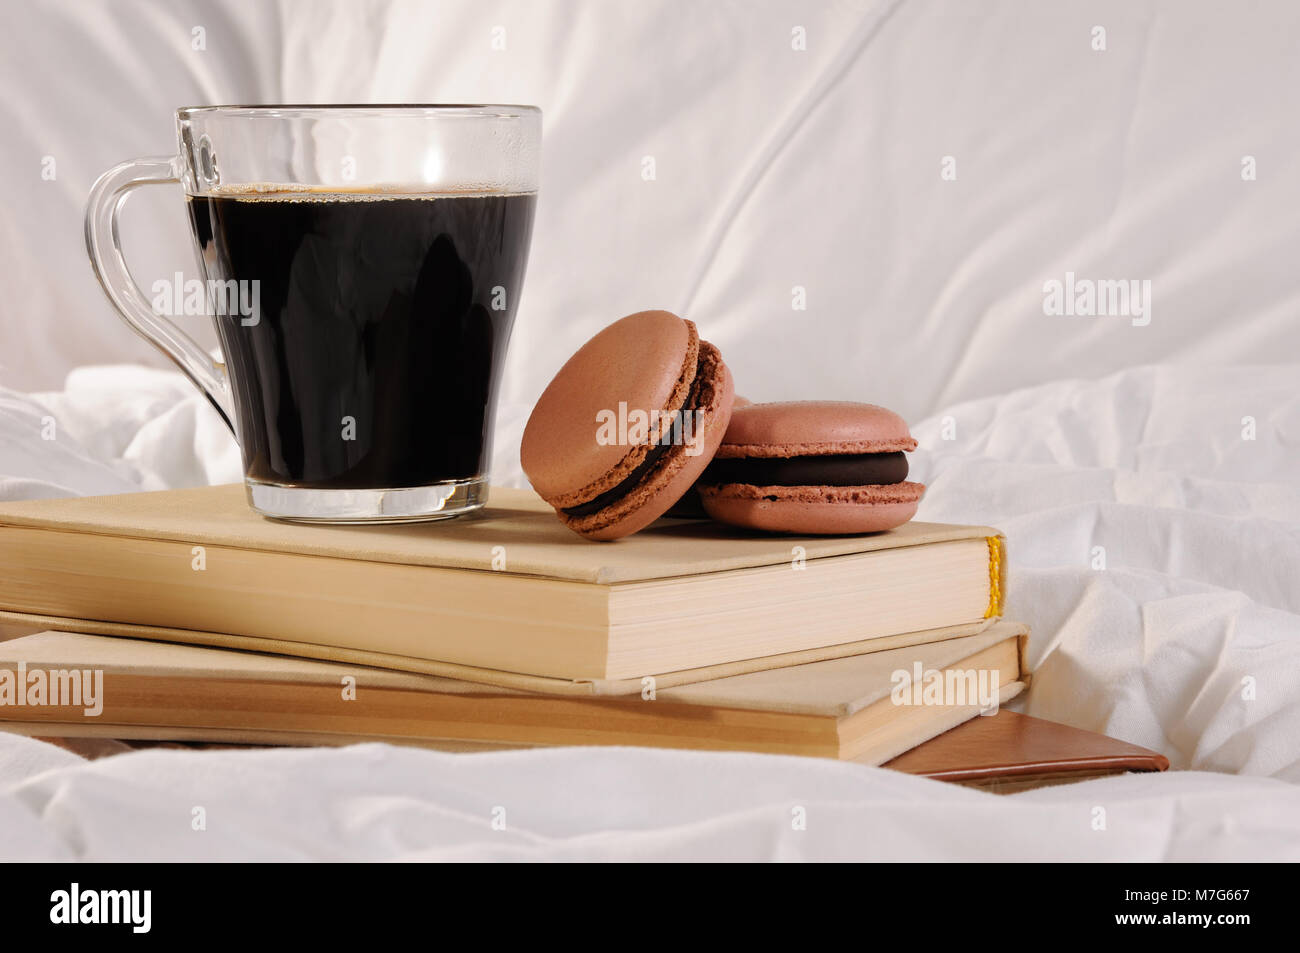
[{"x1": 197, "y1": 183, "x2": 535, "y2": 202}]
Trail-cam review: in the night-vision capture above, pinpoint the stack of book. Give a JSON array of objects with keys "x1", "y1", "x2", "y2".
[{"x1": 0, "y1": 485, "x2": 1166, "y2": 785}]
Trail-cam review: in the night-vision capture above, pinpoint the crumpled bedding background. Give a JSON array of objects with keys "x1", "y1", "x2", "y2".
[
  {"x1": 1, "y1": 0, "x2": 1299, "y2": 860},
  {"x1": 6, "y1": 738, "x2": 1299, "y2": 861}
]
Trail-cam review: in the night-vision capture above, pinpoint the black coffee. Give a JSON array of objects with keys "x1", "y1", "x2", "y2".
[{"x1": 187, "y1": 189, "x2": 536, "y2": 489}]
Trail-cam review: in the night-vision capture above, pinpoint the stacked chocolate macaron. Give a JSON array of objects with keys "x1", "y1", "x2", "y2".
[
  {"x1": 696, "y1": 401, "x2": 925, "y2": 534},
  {"x1": 521, "y1": 312, "x2": 923, "y2": 540}
]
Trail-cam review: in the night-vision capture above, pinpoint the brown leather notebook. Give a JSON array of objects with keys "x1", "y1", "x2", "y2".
[{"x1": 884, "y1": 709, "x2": 1169, "y2": 792}]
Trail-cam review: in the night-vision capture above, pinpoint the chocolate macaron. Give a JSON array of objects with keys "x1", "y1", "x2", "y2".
[
  {"x1": 521, "y1": 310, "x2": 735, "y2": 540},
  {"x1": 697, "y1": 401, "x2": 925, "y2": 534}
]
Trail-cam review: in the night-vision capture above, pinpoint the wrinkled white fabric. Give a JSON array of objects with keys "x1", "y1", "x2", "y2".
[
  {"x1": 910, "y1": 365, "x2": 1300, "y2": 781},
  {"x1": 1, "y1": 366, "x2": 241, "y2": 499},
  {"x1": 3, "y1": 738, "x2": 1298, "y2": 861}
]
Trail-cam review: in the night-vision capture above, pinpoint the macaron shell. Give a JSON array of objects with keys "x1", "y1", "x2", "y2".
[
  {"x1": 713, "y1": 400, "x2": 916, "y2": 458},
  {"x1": 522, "y1": 311, "x2": 698, "y2": 503},
  {"x1": 565, "y1": 350, "x2": 734, "y2": 540},
  {"x1": 664, "y1": 393, "x2": 753, "y2": 520},
  {"x1": 699, "y1": 481, "x2": 925, "y2": 535}
]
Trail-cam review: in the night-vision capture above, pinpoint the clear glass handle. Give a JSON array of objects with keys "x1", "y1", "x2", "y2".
[{"x1": 84, "y1": 156, "x2": 235, "y2": 433}]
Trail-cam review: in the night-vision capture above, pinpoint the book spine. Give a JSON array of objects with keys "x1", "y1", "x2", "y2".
[{"x1": 984, "y1": 536, "x2": 1005, "y2": 618}]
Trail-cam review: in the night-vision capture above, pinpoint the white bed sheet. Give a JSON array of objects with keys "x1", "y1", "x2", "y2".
[
  {"x1": 2, "y1": 361, "x2": 1298, "y2": 861},
  {"x1": 4, "y1": 738, "x2": 1299, "y2": 862}
]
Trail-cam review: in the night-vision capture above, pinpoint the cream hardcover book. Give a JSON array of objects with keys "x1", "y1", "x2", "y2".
[
  {"x1": 0, "y1": 484, "x2": 1005, "y2": 688},
  {"x1": 0, "y1": 623, "x2": 1029, "y2": 763}
]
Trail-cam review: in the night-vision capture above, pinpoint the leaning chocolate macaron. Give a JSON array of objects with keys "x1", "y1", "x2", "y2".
[
  {"x1": 521, "y1": 310, "x2": 735, "y2": 540},
  {"x1": 697, "y1": 401, "x2": 924, "y2": 534}
]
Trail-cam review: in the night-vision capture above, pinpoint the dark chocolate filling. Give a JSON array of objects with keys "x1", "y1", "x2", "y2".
[
  {"x1": 560, "y1": 362, "x2": 704, "y2": 519},
  {"x1": 561, "y1": 428, "x2": 679, "y2": 518},
  {"x1": 700, "y1": 451, "x2": 908, "y2": 488}
]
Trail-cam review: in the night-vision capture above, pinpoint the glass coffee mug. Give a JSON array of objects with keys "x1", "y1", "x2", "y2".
[{"x1": 86, "y1": 105, "x2": 539, "y2": 522}]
